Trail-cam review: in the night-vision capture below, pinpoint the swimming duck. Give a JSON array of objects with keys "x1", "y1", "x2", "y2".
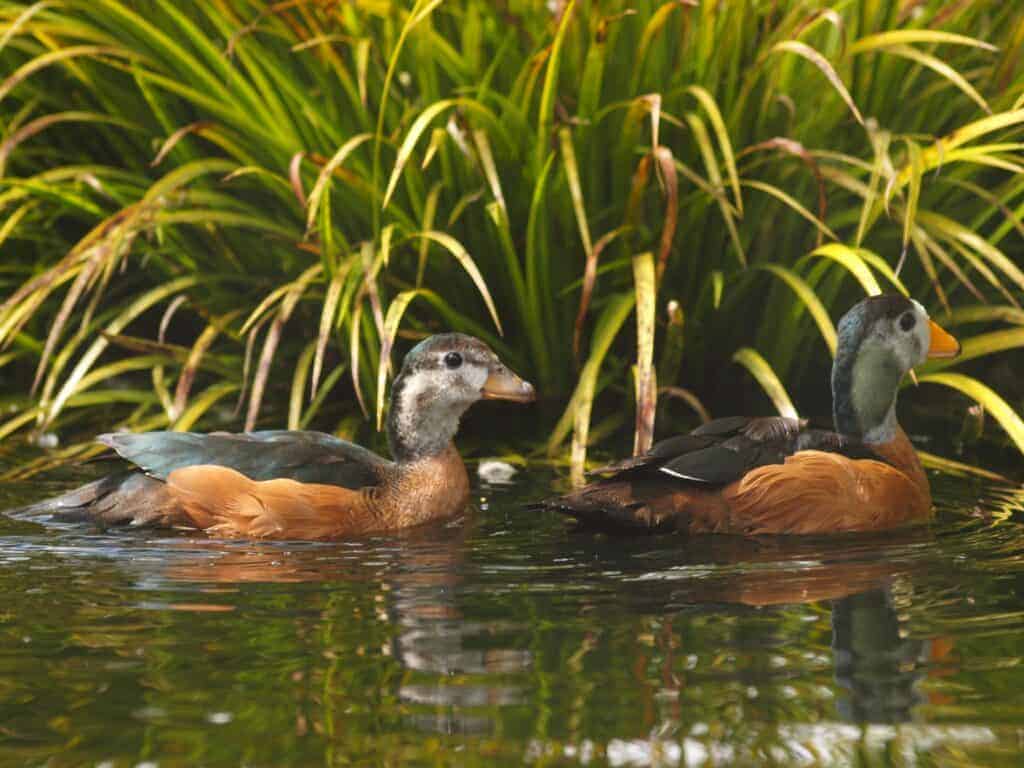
[
  {"x1": 16, "y1": 334, "x2": 535, "y2": 539},
  {"x1": 535, "y1": 295, "x2": 961, "y2": 535}
]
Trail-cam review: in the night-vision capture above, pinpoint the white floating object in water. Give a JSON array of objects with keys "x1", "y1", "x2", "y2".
[
  {"x1": 477, "y1": 460, "x2": 518, "y2": 485},
  {"x1": 34, "y1": 432, "x2": 59, "y2": 449}
]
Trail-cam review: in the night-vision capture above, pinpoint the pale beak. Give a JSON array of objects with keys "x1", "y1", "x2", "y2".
[
  {"x1": 927, "y1": 319, "x2": 961, "y2": 359},
  {"x1": 481, "y1": 366, "x2": 536, "y2": 403}
]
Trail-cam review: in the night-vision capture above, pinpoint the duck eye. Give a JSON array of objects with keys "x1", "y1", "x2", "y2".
[
  {"x1": 899, "y1": 313, "x2": 916, "y2": 332},
  {"x1": 444, "y1": 351, "x2": 463, "y2": 369}
]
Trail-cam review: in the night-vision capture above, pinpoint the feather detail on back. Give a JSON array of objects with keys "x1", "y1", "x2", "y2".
[
  {"x1": 97, "y1": 430, "x2": 389, "y2": 488},
  {"x1": 166, "y1": 465, "x2": 376, "y2": 540},
  {"x1": 720, "y1": 451, "x2": 931, "y2": 535}
]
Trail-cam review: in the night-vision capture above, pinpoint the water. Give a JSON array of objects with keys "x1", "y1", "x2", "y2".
[{"x1": 1, "y1": 465, "x2": 1024, "y2": 766}]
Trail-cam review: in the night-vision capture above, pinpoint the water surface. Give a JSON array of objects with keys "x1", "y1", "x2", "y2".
[{"x1": 1, "y1": 465, "x2": 1023, "y2": 766}]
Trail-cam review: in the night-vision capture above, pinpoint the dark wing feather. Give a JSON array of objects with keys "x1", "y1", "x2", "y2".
[
  {"x1": 589, "y1": 434, "x2": 718, "y2": 475},
  {"x1": 660, "y1": 445, "x2": 755, "y2": 483},
  {"x1": 795, "y1": 428, "x2": 890, "y2": 462},
  {"x1": 690, "y1": 415, "x2": 754, "y2": 437},
  {"x1": 534, "y1": 416, "x2": 896, "y2": 531},
  {"x1": 594, "y1": 417, "x2": 889, "y2": 487},
  {"x1": 97, "y1": 430, "x2": 391, "y2": 490}
]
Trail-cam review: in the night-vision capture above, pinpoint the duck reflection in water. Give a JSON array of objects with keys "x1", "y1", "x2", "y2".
[
  {"x1": 159, "y1": 518, "x2": 530, "y2": 737},
  {"x1": 831, "y1": 586, "x2": 954, "y2": 723},
  {"x1": 571, "y1": 528, "x2": 957, "y2": 727},
  {"x1": 161, "y1": 522, "x2": 958, "y2": 736}
]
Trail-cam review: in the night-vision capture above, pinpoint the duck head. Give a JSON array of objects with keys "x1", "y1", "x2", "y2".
[
  {"x1": 387, "y1": 333, "x2": 535, "y2": 461},
  {"x1": 832, "y1": 295, "x2": 960, "y2": 444}
]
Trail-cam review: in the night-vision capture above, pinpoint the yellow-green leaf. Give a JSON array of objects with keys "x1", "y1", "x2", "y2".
[
  {"x1": 408, "y1": 231, "x2": 502, "y2": 335},
  {"x1": 919, "y1": 373, "x2": 1024, "y2": 454},
  {"x1": 771, "y1": 40, "x2": 864, "y2": 126},
  {"x1": 733, "y1": 348, "x2": 798, "y2": 419},
  {"x1": 632, "y1": 252, "x2": 656, "y2": 455},
  {"x1": 755, "y1": 264, "x2": 837, "y2": 355}
]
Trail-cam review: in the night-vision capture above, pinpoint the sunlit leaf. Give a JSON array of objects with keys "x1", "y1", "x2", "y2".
[
  {"x1": 807, "y1": 244, "x2": 882, "y2": 296},
  {"x1": 919, "y1": 373, "x2": 1024, "y2": 454},
  {"x1": 755, "y1": 264, "x2": 837, "y2": 355},
  {"x1": 732, "y1": 348, "x2": 798, "y2": 420},
  {"x1": 632, "y1": 252, "x2": 656, "y2": 455},
  {"x1": 848, "y1": 30, "x2": 998, "y2": 55},
  {"x1": 376, "y1": 290, "x2": 422, "y2": 431},
  {"x1": 687, "y1": 86, "x2": 742, "y2": 214},
  {"x1": 408, "y1": 230, "x2": 502, "y2": 335},
  {"x1": 771, "y1": 40, "x2": 864, "y2": 126}
]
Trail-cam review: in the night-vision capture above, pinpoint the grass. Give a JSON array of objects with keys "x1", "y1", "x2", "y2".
[{"x1": 0, "y1": 0, "x2": 1023, "y2": 479}]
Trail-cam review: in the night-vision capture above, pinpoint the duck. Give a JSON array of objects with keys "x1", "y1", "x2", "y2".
[
  {"x1": 13, "y1": 333, "x2": 535, "y2": 540},
  {"x1": 534, "y1": 294, "x2": 961, "y2": 535}
]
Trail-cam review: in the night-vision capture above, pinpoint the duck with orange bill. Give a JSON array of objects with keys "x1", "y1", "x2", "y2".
[
  {"x1": 533, "y1": 295, "x2": 961, "y2": 535},
  {"x1": 12, "y1": 334, "x2": 535, "y2": 540}
]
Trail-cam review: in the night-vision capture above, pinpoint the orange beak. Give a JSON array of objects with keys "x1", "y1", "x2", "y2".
[
  {"x1": 481, "y1": 367, "x2": 536, "y2": 403},
  {"x1": 927, "y1": 319, "x2": 961, "y2": 359}
]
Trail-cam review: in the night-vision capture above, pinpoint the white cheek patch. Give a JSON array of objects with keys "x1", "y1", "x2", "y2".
[
  {"x1": 394, "y1": 374, "x2": 434, "y2": 439},
  {"x1": 463, "y1": 364, "x2": 488, "y2": 393},
  {"x1": 390, "y1": 363, "x2": 490, "y2": 456}
]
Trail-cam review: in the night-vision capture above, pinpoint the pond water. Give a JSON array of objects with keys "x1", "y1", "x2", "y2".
[{"x1": 1, "y1": 463, "x2": 1023, "y2": 766}]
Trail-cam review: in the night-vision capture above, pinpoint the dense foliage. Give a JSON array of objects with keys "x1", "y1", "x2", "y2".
[{"x1": 0, "y1": 0, "x2": 1022, "y2": 478}]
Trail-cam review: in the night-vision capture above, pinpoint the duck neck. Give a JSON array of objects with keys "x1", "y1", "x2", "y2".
[
  {"x1": 831, "y1": 339, "x2": 904, "y2": 445},
  {"x1": 870, "y1": 425, "x2": 930, "y2": 503},
  {"x1": 386, "y1": 370, "x2": 465, "y2": 463}
]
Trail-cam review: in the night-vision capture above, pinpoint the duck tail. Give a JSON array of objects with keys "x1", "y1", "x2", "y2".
[
  {"x1": 6, "y1": 471, "x2": 179, "y2": 528},
  {"x1": 528, "y1": 481, "x2": 682, "y2": 533},
  {"x1": 7, "y1": 474, "x2": 123, "y2": 520}
]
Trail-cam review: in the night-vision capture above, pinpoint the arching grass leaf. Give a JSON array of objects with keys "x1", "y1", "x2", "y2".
[
  {"x1": 732, "y1": 348, "x2": 798, "y2": 419},
  {"x1": 755, "y1": 264, "x2": 837, "y2": 355},
  {"x1": 919, "y1": 373, "x2": 1024, "y2": 455},
  {"x1": 771, "y1": 40, "x2": 864, "y2": 126}
]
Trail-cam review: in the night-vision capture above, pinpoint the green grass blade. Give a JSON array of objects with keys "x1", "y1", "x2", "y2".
[
  {"x1": 741, "y1": 180, "x2": 837, "y2": 241},
  {"x1": 172, "y1": 382, "x2": 238, "y2": 433},
  {"x1": 535, "y1": 0, "x2": 576, "y2": 170},
  {"x1": 848, "y1": 30, "x2": 998, "y2": 55},
  {"x1": 808, "y1": 244, "x2": 882, "y2": 296},
  {"x1": 755, "y1": 264, "x2": 837, "y2": 355},
  {"x1": 306, "y1": 133, "x2": 374, "y2": 232},
  {"x1": 919, "y1": 328, "x2": 1024, "y2": 375},
  {"x1": 687, "y1": 86, "x2": 743, "y2": 215},
  {"x1": 42, "y1": 275, "x2": 199, "y2": 428},
  {"x1": 632, "y1": 252, "x2": 656, "y2": 455},
  {"x1": 567, "y1": 291, "x2": 635, "y2": 483},
  {"x1": 376, "y1": 289, "x2": 421, "y2": 431},
  {"x1": 919, "y1": 373, "x2": 1024, "y2": 454},
  {"x1": 288, "y1": 341, "x2": 316, "y2": 431},
  {"x1": 732, "y1": 348, "x2": 798, "y2": 419},
  {"x1": 559, "y1": 127, "x2": 593, "y2": 256},
  {"x1": 771, "y1": 40, "x2": 864, "y2": 126},
  {"x1": 407, "y1": 231, "x2": 502, "y2": 335}
]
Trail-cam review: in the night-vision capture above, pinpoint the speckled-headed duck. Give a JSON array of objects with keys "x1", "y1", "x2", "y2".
[{"x1": 16, "y1": 334, "x2": 535, "y2": 539}]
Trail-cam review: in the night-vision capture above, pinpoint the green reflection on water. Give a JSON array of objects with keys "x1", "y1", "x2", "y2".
[{"x1": 1, "y1": 470, "x2": 1023, "y2": 767}]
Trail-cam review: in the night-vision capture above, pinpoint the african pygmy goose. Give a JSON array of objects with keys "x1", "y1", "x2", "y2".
[
  {"x1": 14, "y1": 334, "x2": 535, "y2": 539},
  {"x1": 535, "y1": 295, "x2": 961, "y2": 535}
]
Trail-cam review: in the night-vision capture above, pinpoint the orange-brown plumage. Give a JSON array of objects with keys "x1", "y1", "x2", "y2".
[
  {"x1": 12, "y1": 334, "x2": 531, "y2": 540},
  {"x1": 165, "y1": 445, "x2": 470, "y2": 539},
  {"x1": 538, "y1": 295, "x2": 960, "y2": 536},
  {"x1": 718, "y1": 439, "x2": 930, "y2": 534}
]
